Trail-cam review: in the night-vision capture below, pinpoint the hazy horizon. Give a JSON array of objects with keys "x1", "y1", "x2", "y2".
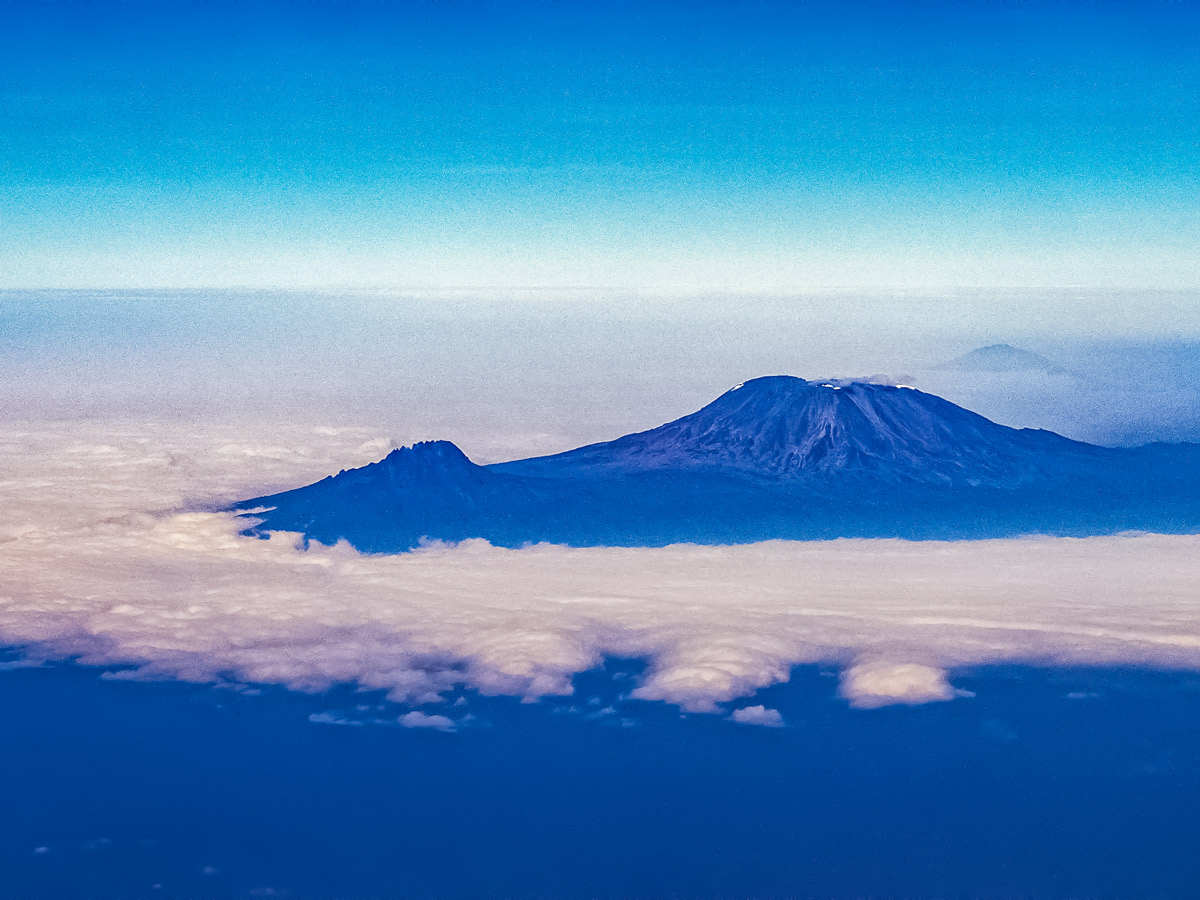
[{"x1": 5, "y1": 288, "x2": 1199, "y2": 451}]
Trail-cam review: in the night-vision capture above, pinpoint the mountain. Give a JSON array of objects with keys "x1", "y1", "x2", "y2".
[
  {"x1": 233, "y1": 376, "x2": 1200, "y2": 552},
  {"x1": 492, "y1": 376, "x2": 1090, "y2": 486},
  {"x1": 939, "y1": 344, "x2": 1070, "y2": 375}
]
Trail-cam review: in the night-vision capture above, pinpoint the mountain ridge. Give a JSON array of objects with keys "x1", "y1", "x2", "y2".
[
  {"x1": 492, "y1": 375, "x2": 1099, "y2": 487},
  {"x1": 233, "y1": 375, "x2": 1200, "y2": 552}
]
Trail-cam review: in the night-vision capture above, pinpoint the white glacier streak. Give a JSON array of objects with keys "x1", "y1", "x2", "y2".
[{"x1": 2, "y1": 423, "x2": 1200, "y2": 711}]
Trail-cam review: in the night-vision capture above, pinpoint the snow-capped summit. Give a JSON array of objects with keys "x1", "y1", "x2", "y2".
[{"x1": 493, "y1": 375, "x2": 1087, "y2": 486}]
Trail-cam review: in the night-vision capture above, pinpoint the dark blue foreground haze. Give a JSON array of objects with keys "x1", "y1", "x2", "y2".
[
  {"x1": 236, "y1": 376, "x2": 1200, "y2": 552},
  {"x1": 3, "y1": 660, "x2": 1199, "y2": 899}
]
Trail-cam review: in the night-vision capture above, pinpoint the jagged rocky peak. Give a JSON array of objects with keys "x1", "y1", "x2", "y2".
[
  {"x1": 344, "y1": 440, "x2": 481, "y2": 485},
  {"x1": 381, "y1": 440, "x2": 472, "y2": 466}
]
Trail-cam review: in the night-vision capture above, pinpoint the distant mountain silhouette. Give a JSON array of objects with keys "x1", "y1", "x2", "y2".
[
  {"x1": 234, "y1": 376, "x2": 1200, "y2": 552},
  {"x1": 939, "y1": 344, "x2": 1071, "y2": 375}
]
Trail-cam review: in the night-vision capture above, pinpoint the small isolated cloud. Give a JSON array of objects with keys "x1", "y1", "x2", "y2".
[
  {"x1": 840, "y1": 662, "x2": 958, "y2": 709},
  {"x1": 398, "y1": 711, "x2": 457, "y2": 732},
  {"x1": 32, "y1": 846, "x2": 49, "y2": 855},
  {"x1": 729, "y1": 705, "x2": 784, "y2": 727}
]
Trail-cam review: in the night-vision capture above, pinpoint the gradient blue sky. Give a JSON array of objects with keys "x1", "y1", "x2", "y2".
[{"x1": 1, "y1": 0, "x2": 1198, "y2": 290}]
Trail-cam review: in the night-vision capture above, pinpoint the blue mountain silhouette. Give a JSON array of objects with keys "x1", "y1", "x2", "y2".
[{"x1": 234, "y1": 376, "x2": 1200, "y2": 552}]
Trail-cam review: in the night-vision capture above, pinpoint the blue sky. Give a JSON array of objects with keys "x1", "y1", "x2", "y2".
[{"x1": 2, "y1": 0, "x2": 1198, "y2": 290}]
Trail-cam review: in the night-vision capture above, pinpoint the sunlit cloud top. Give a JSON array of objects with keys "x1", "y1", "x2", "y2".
[{"x1": 2, "y1": 0, "x2": 1198, "y2": 291}]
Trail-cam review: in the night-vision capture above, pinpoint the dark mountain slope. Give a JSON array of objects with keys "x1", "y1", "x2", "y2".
[
  {"x1": 493, "y1": 376, "x2": 1101, "y2": 486},
  {"x1": 234, "y1": 376, "x2": 1200, "y2": 552}
]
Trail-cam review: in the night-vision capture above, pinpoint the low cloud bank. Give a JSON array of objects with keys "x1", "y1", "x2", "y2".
[{"x1": 2, "y1": 423, "x2": 1200, "y2": 712}]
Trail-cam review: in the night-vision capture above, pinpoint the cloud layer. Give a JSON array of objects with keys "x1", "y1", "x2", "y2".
[{"x1": 3, "y1": 423, "x2": 1200, "y2": 713}]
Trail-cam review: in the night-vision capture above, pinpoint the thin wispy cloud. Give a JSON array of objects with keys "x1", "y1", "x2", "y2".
[{"x1": 729, "y1": 705, "x2": 785, "y2": 727}]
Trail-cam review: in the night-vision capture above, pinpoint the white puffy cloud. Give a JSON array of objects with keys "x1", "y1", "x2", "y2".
[
  {"x1": 2, "y1": 422, "x2": 1200, "y2": 713},
  {"x1": 729, "y1": 705, "x2": 784, "y2": 727},
  {"x1": 839, "y1": 662, "x2": 958, "y2": 708}
]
